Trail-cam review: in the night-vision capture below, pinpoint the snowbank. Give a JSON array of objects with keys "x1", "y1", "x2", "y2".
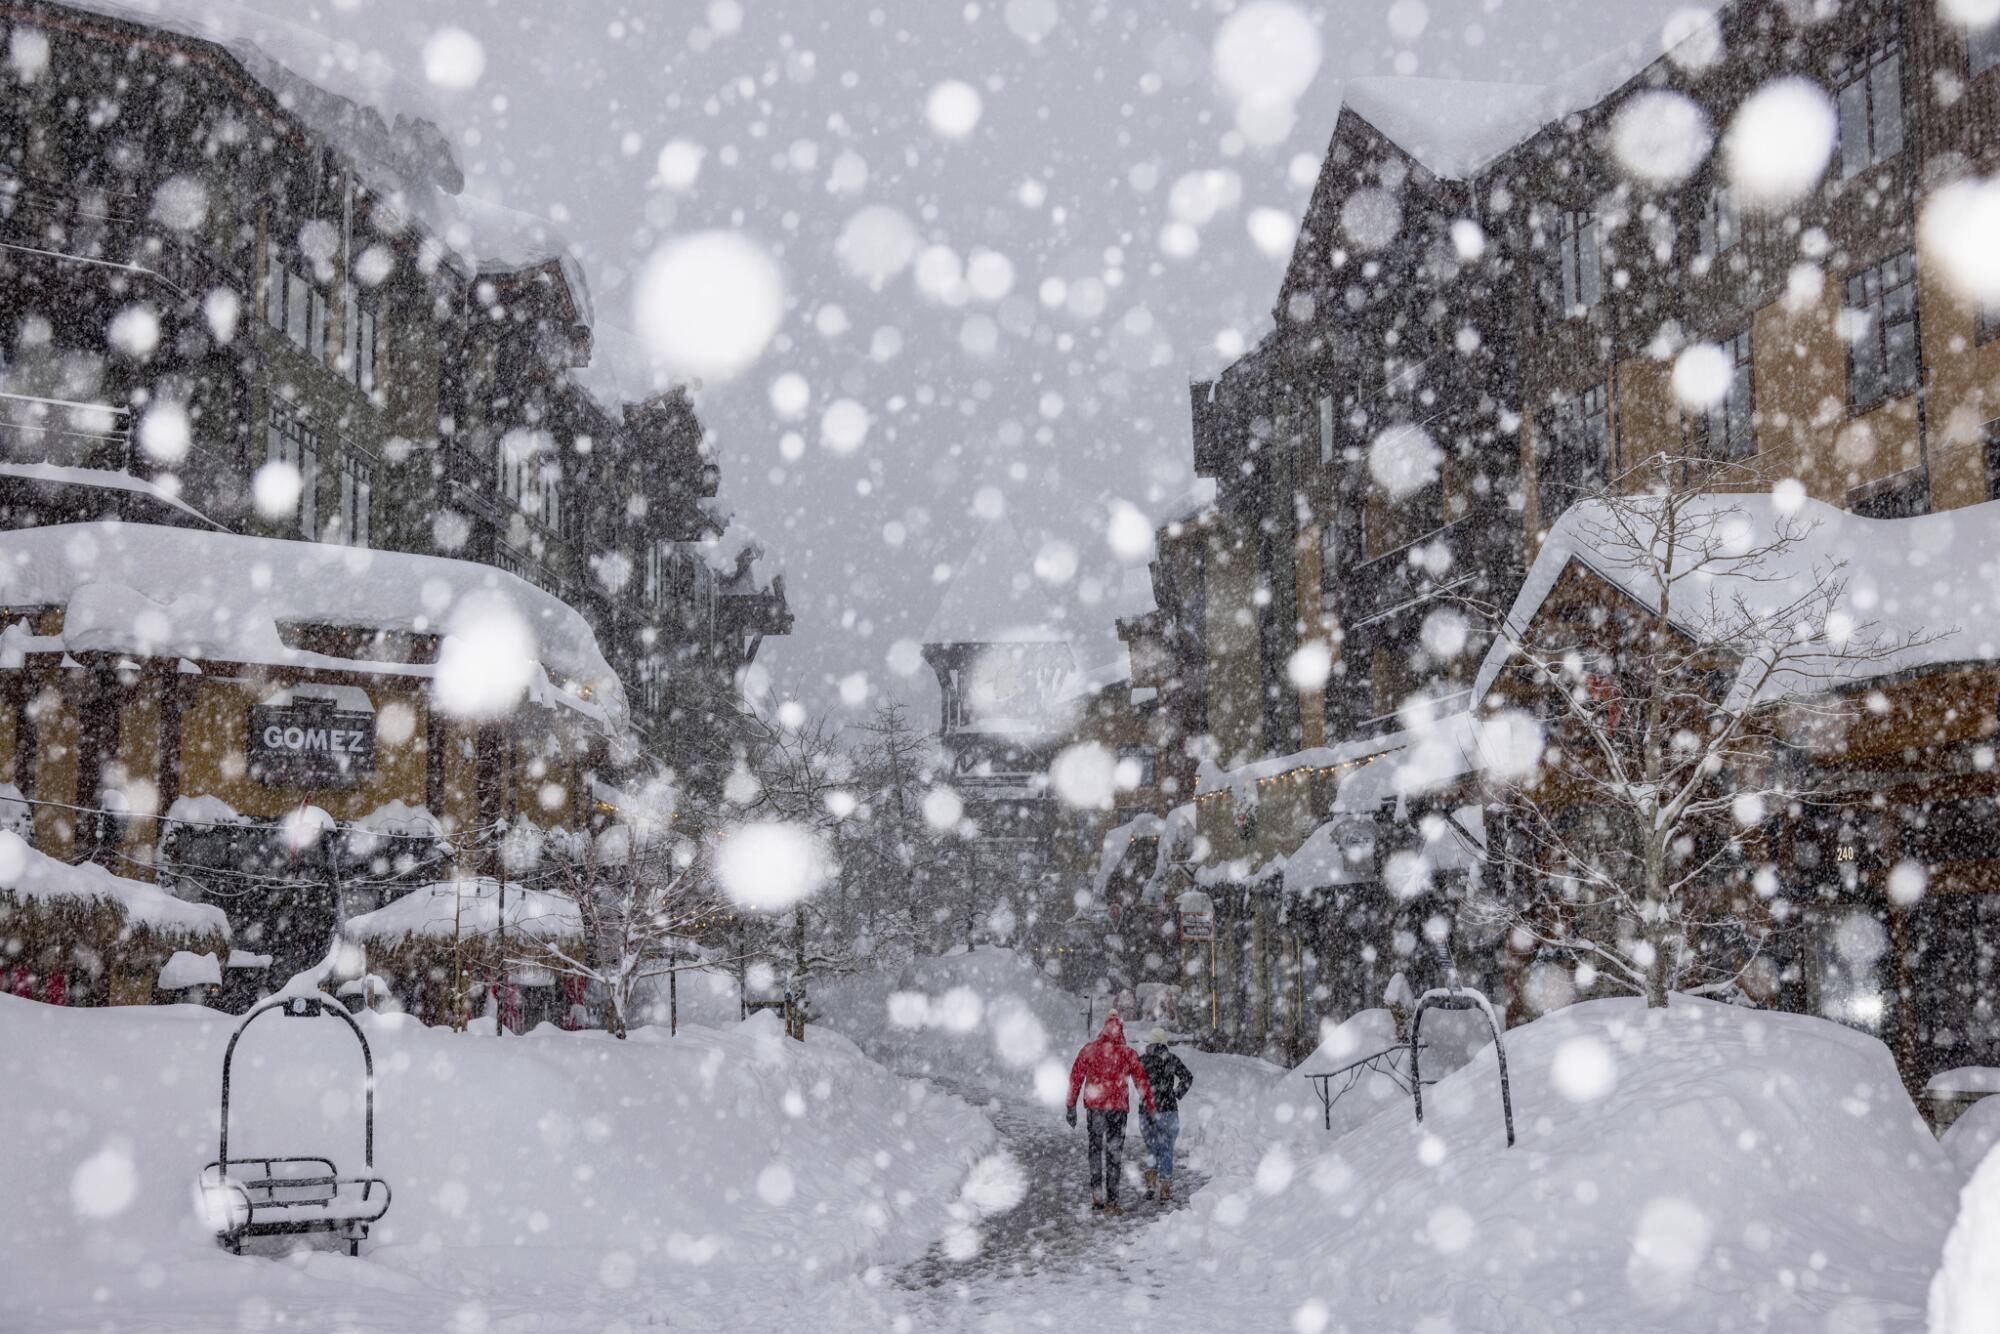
[
  {"x1": 1943, "y1": 1096, "x2": 2000, "y2": 1178},
  {"x1": 0, "y1": 994, "x2": 995, "y2": 1331},
  {"x1": 1145, "y1": 998, "x2": 1957, "y2": 1332},
  {"x1": 1931, "y1": 1143, "x2": 2000, "y2": 1334}
]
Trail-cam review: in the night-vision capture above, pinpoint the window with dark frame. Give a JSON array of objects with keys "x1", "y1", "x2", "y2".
[
  {"x1": 341, "y1": 283, "x2": 381, "y2": 395},
  {"x1": 1835, "y1": 30, "x2": 1905, "y2": 179},
  {"x1": 1698, "y1": 182, "x2": 1739, "y2": 257},
  {"x1": 1845, "y1": 251, "x2": 1919, "y2": 410},
  {"x1": 1850, "y1": 469, "x2": 1929, "y2": 519},
  {"x1": 1970, "y1": 20, "x2": 2000, "y2": 78},
  {"x1": 265, "y1": 400, "x2": 319, "y2": 538},
  {"x1": 1983, "y1": 421, "x2": 2000, "y2": 502},
  {"x1": 265, "y1": 251, "x2": 328, "y2": 363},
  {"x1": 1536, "y1": 383, "x2": 1610, "y2": 526},
  {"x1": 1542, "y1": 209, "x2": 1601, "y2": 323},
  {"x1": 1694, "y1": 331, "x2": 1755, "y2": 460}
]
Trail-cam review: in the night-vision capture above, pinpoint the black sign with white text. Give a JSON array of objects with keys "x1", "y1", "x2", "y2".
[{"x1": 246, "y1": 700, "x2": 376, "y2": 787}]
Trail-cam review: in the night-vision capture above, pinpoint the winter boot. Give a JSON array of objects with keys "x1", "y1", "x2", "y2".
[
  {"x1": 1105, "y1": 1201, "x2": 1123, "y2": 1217},
  {"x1": 1143, "y1": 1169, "x2": 1158, "y2": 1200},
  {"x1": 1161, "y1": 1179, "x2": 1173, "y2": 1203},
  {"x1": 1091, "y1": 1190, "x2": 1105, "y2": 1212}
]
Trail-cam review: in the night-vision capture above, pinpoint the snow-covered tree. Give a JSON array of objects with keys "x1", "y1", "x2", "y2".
[
  {"x1": 507, "y1": 803, "x2": 728, "y2": 1039},
  {"x1": 1470, "y1": 454, "x2": 1942, "y2": 1008}
]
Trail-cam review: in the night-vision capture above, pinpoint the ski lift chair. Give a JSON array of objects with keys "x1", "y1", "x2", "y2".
[{"x1": 198, "y1": 993, "x2": 392, "y2": 1256}]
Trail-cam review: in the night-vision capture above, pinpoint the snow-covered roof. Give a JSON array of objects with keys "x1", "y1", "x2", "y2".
[
  {"x1": 58, "y1": 0, "x2": 462, "y2": 200},
  {"x1": 444, "y1": 193, "x2": 593, "y2": 324},
  {"x1": 1471, "y1": 495, "x2": 2000, "y2": 712},
  {"x1": 0, "y1": 828, "x2": 230, "y2": 942},
  {"x1": 1195, "y1": 729, "x2": 1407, "y2": 807},
  {"x1": 0, "y1": 462, "x2": 222, "y2": 529},
  {"x1": 1342, "y1": 77, "x2": 1553, "y2": 182},
  {"x1": 1090, "y1": 813, "x2": 1163, "y2": 900},
  {"x1": 0, "y1": 522, "x2": 625, "y2": 729},
  {"x1": 344, "y1": 876, "x2": 582, "y2": 945},
  {"x1": 1337, "y1": 38, "x2": 1662, "y2": 181}
]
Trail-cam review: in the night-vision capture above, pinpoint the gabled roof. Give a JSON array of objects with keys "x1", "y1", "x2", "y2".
[
  {"x1": 1471, "y1": 494, "x2": 2000, "y2": 711},
  {"x1": 1341, "y1": 77, "x2": 1552, "y2": 182}
]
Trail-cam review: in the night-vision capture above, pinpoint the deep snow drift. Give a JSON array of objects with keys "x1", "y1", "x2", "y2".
[
  {"x1": 1143, "y1": 997, "x2": 1960, "y2": 1333},
  {"x1": 0, "y1": 994, "x2": 993, "y2": 1333}
]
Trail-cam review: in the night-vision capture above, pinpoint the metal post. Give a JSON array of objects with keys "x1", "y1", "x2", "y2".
[{"x1": 495, "y1": 873, "x2": 507, "y2": 1037}]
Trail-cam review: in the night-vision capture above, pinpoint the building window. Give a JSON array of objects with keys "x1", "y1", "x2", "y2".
[
  {"x1": 1116, "y1": 746, "x2": 1156, "y2": 789},
  {"x1": 1535, "y1": 383, "x2": 1610, "y2": 525},
  {"x1": 1849, "y1": 468, "x2": 1929, "y2": 519},
  {"x1": 1836, "y1": 32, "x2": 1905, "y2": 179},
  {"x1": 265, "y1": 401, "x2": 318, "y2": 538},
  {"x1": 331, "y1": 448, "x2": 374, "y2": 548},
  {"x1": 1543, "y1": 209, "x2": 1601, "y2": 322},
  {"x1": 341, "y1": 283, "x2": 380, "y2": 395},
  {"x1": 1985, "y1": 422, "x2": 2000, "y2": 501},
  {"x1": 1845, "y1": 251, "x2": 1919, "y2": 410},
  {"x1": 265, "y1": 252, "x2": 327, "y2": 363},
  {"x1": 1693, "y1": 331, "x2": 1755, "y2": 460},
  {"x1": 1697, "y1": 183, "x2": 1738, "y2": 257},
  {"x1": 1979, "y1": 302, "x2": 2000, "y2": 346},
  {"x1": 1317, "y1": 393, "x2": 1334, "y2": 466},
  {"x1": 1970, "y1": 20, "x2": 2000, "y2": 78}
]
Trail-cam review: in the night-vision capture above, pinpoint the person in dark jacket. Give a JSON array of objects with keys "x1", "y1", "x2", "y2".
[
  {"x1": 1065, "y1": 1012, "x2": 1156, "y2": 1215},
  {"x1": 1139, "y1": 1027, "x2": 1193, "y2": 1202}
]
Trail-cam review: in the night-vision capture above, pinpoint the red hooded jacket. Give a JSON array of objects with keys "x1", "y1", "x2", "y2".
[{"x1": 1067, "y1": 1014, "x2": 1156, "y2": 1114}]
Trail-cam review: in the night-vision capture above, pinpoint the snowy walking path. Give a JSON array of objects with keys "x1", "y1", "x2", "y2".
[
  {"x1": 899, "y1": 1078, "x2": 1204, "y2": 1297},
  {"x1": 888, "y1": 1077, "x2": 1257, "y2": 1332}
]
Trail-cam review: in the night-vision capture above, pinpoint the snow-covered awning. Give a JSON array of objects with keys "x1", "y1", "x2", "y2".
[
  {"x1": 0, "y1": 828, "x2": 229, "y2": 944},
  {"x1": 345, "y1": 877, "x2": 582, "y2": 946},
  {"x1": 0, "y1": 462, "x2": 222, "y2": 530},
  {"x1": 0, "y1": 521, "x2": 626, "y2": 731}
]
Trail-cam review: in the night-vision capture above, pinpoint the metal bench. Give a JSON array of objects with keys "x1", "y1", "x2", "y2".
[{"x1": 198, "y1": 993, "x2": 392, "y2": 1256}]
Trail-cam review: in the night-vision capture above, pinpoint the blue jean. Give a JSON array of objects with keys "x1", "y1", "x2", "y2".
[{"x1": 1141, "y1": 1108, "x2": 1180, "y2": 1179}]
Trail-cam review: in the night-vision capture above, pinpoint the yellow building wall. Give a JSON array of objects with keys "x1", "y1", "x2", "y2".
[
  {"x1": 30, "y1": 675, "x2": 78, "y2": 857},
  {"x1": 1295, "y1": 521, "x2": 1327, "y2": 750},
  {"x1": 170, "y1": 676, "x2": 434, "y2": 824},
  {"x1": 1751, "y1": 284, "x2": 1921, "y2": 502},
  {"x1": 1915, "y1": 257, "x2": 2000, "y2": 513},
  {"x1": 1204, "y1": 521, "x2": 1264, "y2": 770}
]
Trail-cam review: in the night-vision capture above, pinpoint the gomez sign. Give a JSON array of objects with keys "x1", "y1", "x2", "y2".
[{"x1": 247, "y1": 698, "x2": 376, "y2": 787}]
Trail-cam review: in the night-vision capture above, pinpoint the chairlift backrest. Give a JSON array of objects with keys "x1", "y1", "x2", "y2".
[{"x1": 217, "y1": 992, "x2": 376, "y2": 1176}]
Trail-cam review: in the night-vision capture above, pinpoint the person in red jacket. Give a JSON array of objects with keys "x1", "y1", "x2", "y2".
[{"x1": 1065, "y1": 1012, "x2": 1155, "y2": 1215}]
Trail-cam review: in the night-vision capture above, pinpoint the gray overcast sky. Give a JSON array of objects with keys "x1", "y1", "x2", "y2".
[{"x1": 121, "y1": 0, "x2": 1708, "y2": 717}]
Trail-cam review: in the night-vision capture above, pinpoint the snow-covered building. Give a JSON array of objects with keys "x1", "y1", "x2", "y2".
[
  {"x1": 921, "y1": 517, "x2": 1078, "y2": 936},
  {"x1": 1090, "y1": 0, "x2": 2000, "y2": 1066},
  {"x1": 0, "y1": 0, "x2": 789, "y2": 788},
  {"x1": 0, "y1": 519, "x2": 626, "y2": 995}
]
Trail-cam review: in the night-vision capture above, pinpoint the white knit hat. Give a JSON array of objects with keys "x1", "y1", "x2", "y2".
[{"x1": 1148, "y1": 1027, "x2": 1170, "y2": 1045}]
